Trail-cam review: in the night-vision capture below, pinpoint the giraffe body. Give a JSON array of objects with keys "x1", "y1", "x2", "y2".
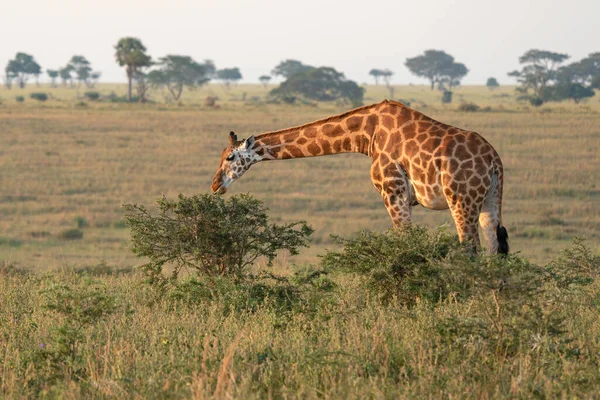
[{"x1": 212, "y1": 100, "x2": 509, "y2": 254}]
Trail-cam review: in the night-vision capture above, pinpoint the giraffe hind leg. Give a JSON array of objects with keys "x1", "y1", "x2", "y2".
[
  {"x1": 444, "y1": 187, "x2": 482, "y2": 252},
  {"x1": 478, "y1": 173, "x2": 509, "y2": 254}
]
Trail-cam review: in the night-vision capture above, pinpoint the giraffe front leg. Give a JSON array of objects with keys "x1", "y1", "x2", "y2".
[{"x1": 371, "y1": 161, "x2": 414, "y2": 227}]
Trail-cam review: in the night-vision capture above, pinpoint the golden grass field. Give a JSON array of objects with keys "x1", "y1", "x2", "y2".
[
  {"x1": 1, "y1": 83, "x2": 600, "y2": 398},
  {"x1": 0, "y1": 83, "x2": 598, "y2": 268}
]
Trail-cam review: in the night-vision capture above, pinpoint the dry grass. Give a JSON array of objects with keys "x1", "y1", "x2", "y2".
[{"x1": 1, "y1": 83, "x2": 598, "y2": 268}]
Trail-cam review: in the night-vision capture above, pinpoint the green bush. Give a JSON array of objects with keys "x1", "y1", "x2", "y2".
[
  {"x1": 75, "y1": 216, "x2": 89, "y2": 229},
  {"x1": 30, "y1": 92, "x2": 48, "y2": 102},
  {"x1": 83, "y1": 91, "x2": 100, "y2": 101},
  {"x1": 58, "y1": 228, "x2": 84, "y2": 240},
  {"x1": 123, "y1": 193, "x2": 313, "y2": 287},
  {"x1": 15, "y1": 95, "x2": 25, "y2": 102},
  {"x1": 39, "y1": 277, "x2": 117, "y2": 381},
  {"x1": 321, "y1": 226, "x2": 552, "y2": 306}
]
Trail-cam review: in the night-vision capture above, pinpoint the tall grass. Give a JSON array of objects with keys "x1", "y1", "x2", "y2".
[{"x1": 1, "y1": 233, "x2": 599, "y2": 398}]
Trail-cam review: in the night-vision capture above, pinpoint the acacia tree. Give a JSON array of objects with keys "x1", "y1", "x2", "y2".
[
  {"x1": 114, "y1": 37, "x2": 152, "y2": 101},
  {"x1": 405, "y1": 50, "x2": 456, "y2": 91},
  {"x1": 148, "y1": 56, "x2": 214, "y2": 101},
  {"x1": 216, "y1": 67, "x2": 242, "y2": 90},
  {"x1": 271, "y1": 60, "x2": 313, "y2": 79},
  {"x1": 486, "y1": 77, "x2": 499, "y2": 90},
  {"x1": 5, "y1": 53, "x2": 41, "y2": 88},
  {"x1": 46, "y1": 69, "x2": 59, "y2": 87},
  {"x1": 271, "y1": 66, "x2": 364, "y2": 106},
  {"x1": 59, "y1": 65, "x2": 74, "y2": 87},
  {"x1": 369, "y1": 69, "x2": 383, "y2": 85},
  {"x1": 68, "y1": 55, "x2": 92, "y2": 87},
  {"x1": 259, "y1": 75, "x2": 271, "y2": 88},
  {"x1": 508, "y1": 49, "x2": 570, "y2": 105}
]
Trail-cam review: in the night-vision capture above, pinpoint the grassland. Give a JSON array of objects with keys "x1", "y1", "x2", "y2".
[
  {"x1": 1, "y1": 83, "x2": 600, "y2": 398},
  {"x1": 0, "y1": 83, "x2": 598, "y2": 267}
]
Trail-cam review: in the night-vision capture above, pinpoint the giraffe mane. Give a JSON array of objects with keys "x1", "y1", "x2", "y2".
[{"x1": 256, "y1": 101, "x2": 399, "y2": 139}]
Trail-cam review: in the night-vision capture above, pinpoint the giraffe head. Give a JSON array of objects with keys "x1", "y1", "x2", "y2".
[{"x1": 211, "y1": 131, "x2": 258, "y2": 194}]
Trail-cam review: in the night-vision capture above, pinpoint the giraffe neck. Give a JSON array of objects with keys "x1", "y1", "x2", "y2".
[{"x1": 252, "y1": 104, "x2": 381, "y2": 161}]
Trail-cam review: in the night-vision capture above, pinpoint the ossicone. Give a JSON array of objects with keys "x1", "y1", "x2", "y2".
[{"x1": 229, "y1": 131, "x2": 238, "y2": 145}]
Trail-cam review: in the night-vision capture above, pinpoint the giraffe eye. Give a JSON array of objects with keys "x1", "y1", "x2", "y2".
[{"x1": 226, "y1": 154, "x2": 235, "y2": 161}]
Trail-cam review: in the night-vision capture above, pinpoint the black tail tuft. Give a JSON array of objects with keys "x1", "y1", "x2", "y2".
[{"x1": 497, "y1": 225, "x2": 509, "y2": 255}]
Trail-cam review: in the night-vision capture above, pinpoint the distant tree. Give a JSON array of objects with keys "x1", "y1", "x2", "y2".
[
  {"x1": 114, "y1": 37, "x2": 152, "y2": 102},
  {"x1": 438, "y1": 62, "x2": 468, "y2": 93},
  {"x1": 271, "y1": 66, "x2": 364, "y2": 106},
  {"x1": 381, "y1": 69, "x2": 394, "y2": 87},
  {"x1": 259, "y1": 75, "x2": 271, "y2": 88},
  {"x1": 68, "y1": 55, "x2": 92, "y2": 87},
  {"x1": 59, "y1": 65, "x2": 75, "y2": 87},
  {"x1": 216, "y1": 67, "x2": 243, "y2": 90},
  {"x1": 560, "y1": 53, "x2": 600, "y2": 88},
  {"x1": 405, "y1": 50, "x2": 456, "y2": 91},
  {"x1": 486, "y1": 77, "x2": 499, "y2": 90},
  {"x1": 4, "y1": 67, "x2": 13, "y2": 89},
  {"x1": 148, "y1": 56, "x2": 214, "y2": 101},
  {"x1": 5, "y1": 52, "x2": 42, "y2": 88},
  {"x1": 90, "y1": 72, "x2": 101, "y2": 88},
  {"x1": 369, "y1": 68, "x2": 383, "y2": 85},
  {"x1": 271, "y1": 60, "x2": 314, "y2": 79},
  {"x1": 133, "y1": 71, "x2": 151, "y2": 102},
  {"x1": 508, "y1": 49, "x2": 570, "y2": 105},
  {"x1": 46, "y1": 69, "x2": 59, "y2": 87}
]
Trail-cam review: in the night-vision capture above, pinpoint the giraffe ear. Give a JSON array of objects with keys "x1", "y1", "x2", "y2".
[
  {"x1": 242, "y1": 135, "x2": 255, "y2": 149},
  {"x1": 229, "y1": 131, "x2": 238, "y2": 145}
]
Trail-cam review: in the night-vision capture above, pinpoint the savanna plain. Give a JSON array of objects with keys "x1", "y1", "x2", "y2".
[{"x1": 1, "y1": 83, "x2": 600, "y2": 398}]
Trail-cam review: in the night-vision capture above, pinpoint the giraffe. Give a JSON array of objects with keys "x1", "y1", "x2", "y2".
[{"x1": 211, "y1": 100, "x2": 509, "y2": 254}]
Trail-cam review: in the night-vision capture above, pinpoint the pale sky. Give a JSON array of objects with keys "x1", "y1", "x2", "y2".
[{"x1": 2, "y1": 0, "x2": 598, "y2": 85}]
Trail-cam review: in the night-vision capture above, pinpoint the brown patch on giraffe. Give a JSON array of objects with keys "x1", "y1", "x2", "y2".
[
  {"x1": 303, "y1": 127, "x2": 317, "y2": 138},
  {"x1": 296, "y1": 137, "x2": 308, "y2": 145},
  {"x1": 287, "y1": 146, "x2": 304, "y2": 158},
  {"x1": 454, "y1": 144, "x2": 468, "y2": 158},
  {"x1": 364, "y1": 115, "x2": 378, "y2": 136},
  {"x1": 255, "y1": 147, "x2": 265, "y2": 156},
  {"x1": 462, "y1": 159, "x2": 474, "y2": 170},
  {"x1": 421, "y1": 137, "x2": 441, "y2": 153},
  {"x1": 319, "y1": 139, "x2": 332, "y2": 154},
  {"x1": 354, "y1": 136, "x2": 365, "y2": 153},
  {"x1": 281, "y1": 151, "x2": 292, "y2": 159},
  {"x1": 404, "y1": 140, "x2": 419, "y2": 157},
  {"x1": 345, "y1": 116, "x2": 363, "y2": 131},
  {"x1": 323, "y1": 124, "x2": 345, "y2": 138},
  {"x1": 284, "y1": 132, "x2": 297, "y2": 142},
  {"x1": 307, "y1": 142, "x2": 321, "y2": 156},
  {"x1": 466, "y1": 135, "x2": 480, "y2": 155},
  {"x1": 402, "y1": 124, "x2": 417, "y2": 140},
  {"x1": 332, "y1": 140, "x2": 342, "y2": 153},
  {"x1": 343, "y1": 137, "x2": 352, "y2": 151},
  {"x1": 381, "y1": 115, "x2": 394, "y2": 130}
]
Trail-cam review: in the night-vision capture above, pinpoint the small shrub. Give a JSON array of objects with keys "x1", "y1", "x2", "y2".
[
  {"x1": 58, "y1": 228, "x2": 84, "y2": 240},
  {"x1": 16, "y1": 95, "x2": 25, "y2": 102},
  {"x1": 83, "y1": 91, "x2": 100, "y2": 101},
  {"x1": 0, "y1": 237, "x2": 23, "y2": 247},
  {"x1": 75, "y1": 216, "x2": 89, "y2": 229},
  {"x1": 40, "y1": 277, "x2": 117, "y2": 381},
  {"x1": 30, "y1": 92, "x2": 48, "y2": 102},
  {"x1": 321, "y1": 226, "x2": 462, "y2": 305},
  {"x1": 458, "y1": 102, "x2": 480, "y2": 112},
  {"x1": 123, "y1": 193, "x2": 313, "y2": 288}
]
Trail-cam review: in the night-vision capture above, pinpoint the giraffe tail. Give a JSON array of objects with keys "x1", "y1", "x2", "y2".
[
  {"x1": 496, "y1": 225, "x2": 509, "y2": 255},
  {"x1": 494, "y1": 163, "x2": 509, "y2": 255}
]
